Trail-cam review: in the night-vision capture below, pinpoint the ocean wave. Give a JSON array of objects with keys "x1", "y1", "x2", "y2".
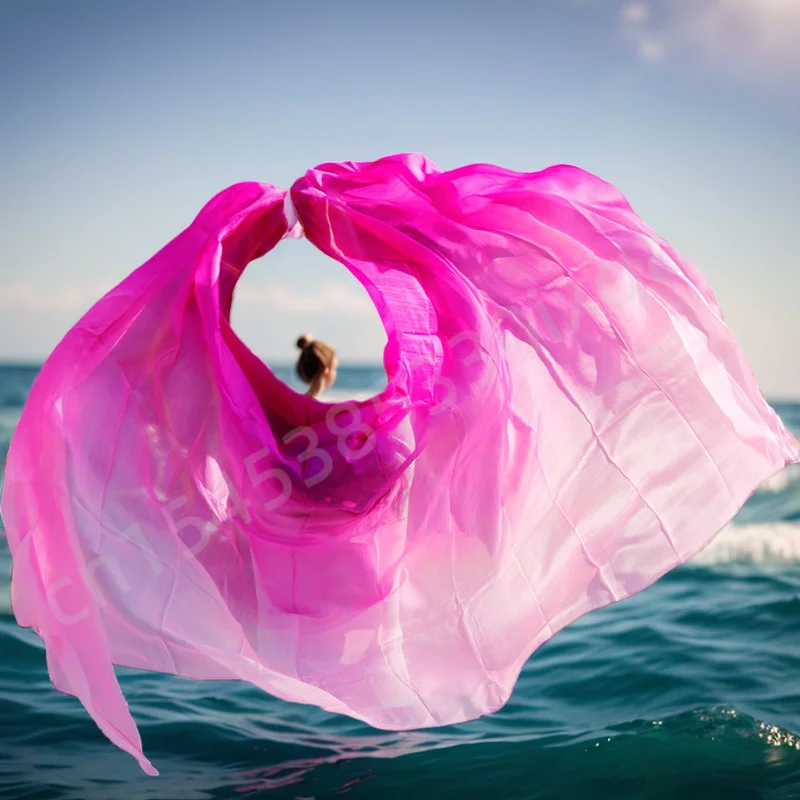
[
  {"x1": 0, "y1": 701, "x2": 797, "y2": 799},
  {"x1": 757, "y1": 465, "x2": 799, "y2": 495},
  {"x1": 691, "y1": 522, "x2": 800, "y2": 566}
]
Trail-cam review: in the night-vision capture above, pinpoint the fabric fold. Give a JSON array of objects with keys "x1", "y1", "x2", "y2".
[{"x1": 2, "y1": 153, "x2": 797, "y2": 775}]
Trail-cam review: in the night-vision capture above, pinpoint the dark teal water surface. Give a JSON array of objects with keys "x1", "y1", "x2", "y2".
[{"x1": 2, "y1": 365, "x2": 800, "y2": 799}]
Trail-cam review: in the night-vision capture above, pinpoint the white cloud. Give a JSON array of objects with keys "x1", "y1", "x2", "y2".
[
  {"x1": 620, "y1": 2, "x2": 649, "y2": 24},
  {"x1": 0, "y1": 282, "x2": 111, "y2": 313},
  {"x1": 234, "y1": 281, "x2": 375, "y2": 317},
  {"x1": 619, "y1": 0, "x2": 800, "y2": 81},
  {"x1": 0, "y1": 279, "x2": 386, "y2": 363},
  {"x1": 637, "y1": 36, "x2": 667, "y2": 62},
  {"x1": 0, "y1": 280, "x2": 375, "y2": 318}
]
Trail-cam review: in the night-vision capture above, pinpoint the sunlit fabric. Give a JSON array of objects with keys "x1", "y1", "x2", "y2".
[{"x1": 2, "y1": 153, "x2": 798, "y2": 776}]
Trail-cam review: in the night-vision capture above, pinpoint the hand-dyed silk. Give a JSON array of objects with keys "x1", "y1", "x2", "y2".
[{"x1": 2, "y1": 154, "x2": 797, "y2": 775}]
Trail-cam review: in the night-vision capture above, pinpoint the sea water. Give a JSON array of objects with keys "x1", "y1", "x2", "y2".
[{"x1": 1, "y1": 364, "x2": 799, "y2": 799}]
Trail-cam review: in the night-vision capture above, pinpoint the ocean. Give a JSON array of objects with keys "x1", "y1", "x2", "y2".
[{"x1": 1, "y1": 363, "x2": 799, "y2": 799}]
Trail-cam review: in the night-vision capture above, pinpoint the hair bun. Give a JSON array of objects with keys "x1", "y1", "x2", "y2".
[{"x1": 296, "y1": 334, "x2": 314, "y2": 350}]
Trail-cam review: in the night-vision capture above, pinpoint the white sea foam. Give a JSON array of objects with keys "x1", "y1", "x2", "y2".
[
  {"x1": 319, "y1": 388, "x2": 383, "y2": 403},
  {"x1": 756, "y1": 463, "x2": 800, "y2": 495},
  {"x1": 758, "y1": 472, "x2": 792, "y2": 494},
  {"x1": 690, "y1": 522, "x2": 800, "y2": 566}
]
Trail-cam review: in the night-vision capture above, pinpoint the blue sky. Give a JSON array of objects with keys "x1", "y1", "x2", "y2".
[{"x1": 1, "y1": 0, "x2": 798, "y2": 396}]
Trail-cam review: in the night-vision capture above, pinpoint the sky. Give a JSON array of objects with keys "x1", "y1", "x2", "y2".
[{"x1": 0, "y1": 0, "x2": 798, "y2": 397}]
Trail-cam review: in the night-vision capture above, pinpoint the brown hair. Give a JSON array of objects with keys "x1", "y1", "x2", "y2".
[{"x1": 295, "y1": 334, "x2": 336, "y2": 384}]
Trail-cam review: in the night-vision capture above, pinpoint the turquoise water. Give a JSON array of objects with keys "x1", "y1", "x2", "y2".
[{"x1": 2, "y1": 364, "x2": 800, "y2": 799}]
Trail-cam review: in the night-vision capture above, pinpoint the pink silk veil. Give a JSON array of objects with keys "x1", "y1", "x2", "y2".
[{"x1": 2, "y1": 153, "x2": 798, "y2": 775}]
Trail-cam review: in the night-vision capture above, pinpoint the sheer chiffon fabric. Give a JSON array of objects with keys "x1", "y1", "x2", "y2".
[{"x1": 2, "y1": 153, "x2": 797, "y2": 774}]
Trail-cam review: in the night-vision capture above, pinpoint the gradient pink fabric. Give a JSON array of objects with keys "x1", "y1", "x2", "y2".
[{"x1": 2, "y1": 153, "x2": 798, "y2": 775}]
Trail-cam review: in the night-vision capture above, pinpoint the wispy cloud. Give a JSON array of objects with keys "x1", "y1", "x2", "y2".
[
  {"x1": 618, "y1": 0, "x2": 800, "y2": 82},
  {"x1": 234, "y1": 281, "x2": 375, "y2": 317},
  {"x1": 619, "y1": 2, "x2": 668, "y2": 62},
  {"x1": 0, "y1": 279, "x2": 384, "y2": 362},
  {"x1": 0, "y1": 282, "x2": 111, "y2": 313},
  {"x1": 0, "y1": 281, "x2": 376, "y2": 318}
]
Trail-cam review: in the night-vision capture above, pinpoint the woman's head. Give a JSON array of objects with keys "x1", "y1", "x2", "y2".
[{"x1": 295, "y1": 334, "x2": 338, "y2": 397}]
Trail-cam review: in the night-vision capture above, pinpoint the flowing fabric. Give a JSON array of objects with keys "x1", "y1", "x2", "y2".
[{"x1": 2, "y1": 153, "x2": 798, "y2": 775}]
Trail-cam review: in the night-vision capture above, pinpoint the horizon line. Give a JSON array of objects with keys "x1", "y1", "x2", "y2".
[{"x1": 0, "y1": 361, "x2": 797, "y2": 405}]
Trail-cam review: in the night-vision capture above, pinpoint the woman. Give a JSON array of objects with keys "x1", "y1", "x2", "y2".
[{"x1": 295, "y1": 333, "x2": 338, "y2": 398}]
